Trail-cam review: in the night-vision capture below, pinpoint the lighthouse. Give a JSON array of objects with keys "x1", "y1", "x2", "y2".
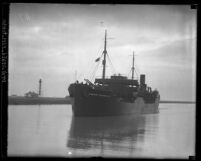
[{"x1": 39, "y1": 79, "x2": 42, "y2": 96}]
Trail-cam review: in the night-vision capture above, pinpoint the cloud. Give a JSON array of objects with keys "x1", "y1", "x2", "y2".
[
  {"x1": 9, "y1": 4, "x2": 196, "y2": 99},
  {"x1": 138, "y1": 37, "x2": 196, "y2": 69}
]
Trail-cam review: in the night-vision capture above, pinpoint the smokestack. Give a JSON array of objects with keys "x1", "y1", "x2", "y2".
[
  {"x1": 140, "y1": 74, "x2": 145, "y2": 85},
  {"x1": 39, "y1": 79, "x2": 42, "y2": 96}
]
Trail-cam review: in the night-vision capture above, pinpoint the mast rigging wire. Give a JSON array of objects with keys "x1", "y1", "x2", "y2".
[
  {"x1": 90, "y1": 55, "x2": 102, "y2": 81},
  {"x1": 106, "y1": 53, "x2": 116, "y2": 74},
  {"x1": 87, "y1": 42, "x2": 104, "y2": 79}
]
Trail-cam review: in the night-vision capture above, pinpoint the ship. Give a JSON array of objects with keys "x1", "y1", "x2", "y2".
[{"x1": 68, "y1": 30, "x2": 160, "y2": 117}]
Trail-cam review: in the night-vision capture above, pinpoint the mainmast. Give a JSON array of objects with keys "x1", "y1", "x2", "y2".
[
  {"x1": 131, "y1": 52, "x2": 135, "y2": 80},
  {"x1": 102, "y1": 30, "x2": 107, "y2": 79}
]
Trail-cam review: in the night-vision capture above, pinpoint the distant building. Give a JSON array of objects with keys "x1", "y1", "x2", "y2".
[
  {"x1": 11, "y1": 94, "x2": 17, "y2": 97},
  {"x1": 25, "y1": 91, "x2": 39, "y2": 98}
]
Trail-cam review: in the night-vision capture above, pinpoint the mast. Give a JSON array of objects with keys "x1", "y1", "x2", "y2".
[
  {"x1": 131, "y1": 52, "x2": 135, "y2": 80},
  {"x1": 102, "y1": 30, "x2": 107, "y2": 79}
]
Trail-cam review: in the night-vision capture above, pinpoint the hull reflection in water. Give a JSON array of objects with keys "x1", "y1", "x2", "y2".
[{"x1": 66, "y1": 114, "x2": 158, "y2": 157}]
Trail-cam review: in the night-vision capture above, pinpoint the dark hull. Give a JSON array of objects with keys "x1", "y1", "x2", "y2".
[{"x1": 71, "y1": 94, "x2": 159, "y2": 117}]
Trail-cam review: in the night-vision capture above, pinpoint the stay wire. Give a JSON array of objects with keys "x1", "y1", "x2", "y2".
[
  {"x1": 90, "y1": 56, "x2": 102, "y2": 81},
  {"x1": 87, "y1": 41, "x2": 104, "y2": 78},
  {"x1": 106, "y1": 53, "x2": 116, "y2": 74},
  {"x1": 134, "y1": 62, "x2": 140, "y2": 80},
  {"x1": 127, "y1": 68, "x2": 132, "y2": 78}
]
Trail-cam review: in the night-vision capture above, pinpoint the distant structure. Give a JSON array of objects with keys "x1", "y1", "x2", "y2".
[
  {"x1": 25, "y1": 91, "x2": 39, "y2": 98},
  {"x1": 39, "y1": 79, "x2": 42, "y2": 96},
  {"x1": 11, "y1": 94, "x2": 17, "y2": 97},
  {"x1": 24, "y1": 79, "x2": 42, "y2": 98}
]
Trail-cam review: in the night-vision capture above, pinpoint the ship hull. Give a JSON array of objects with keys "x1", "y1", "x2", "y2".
[{"x1": 71, "y1": 94, "x2": 159, "y2": 117}]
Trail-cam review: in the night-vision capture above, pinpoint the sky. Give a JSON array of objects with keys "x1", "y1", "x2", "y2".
[{"x1": 9, "y1": 4, "x2": 196, "y2": 101}]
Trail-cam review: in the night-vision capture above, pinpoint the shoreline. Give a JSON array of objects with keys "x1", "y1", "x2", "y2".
[
  {"x1": 160, "y1": 100, "x2": 195, "y2": 104},
  {"x1": 8, "y1": 96, "x2": 72, "y2": 105},
  {"x1": 8, "y1": 96, "x2": 195, "y2": 105}
]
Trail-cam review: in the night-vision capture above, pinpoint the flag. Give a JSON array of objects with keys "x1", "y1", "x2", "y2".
[{"x1": 95, "y1": 57, "x2": 100, "y2": 62}]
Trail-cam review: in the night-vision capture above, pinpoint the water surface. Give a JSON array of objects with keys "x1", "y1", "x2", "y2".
[{"x1": 8, "y1": 104, "x2": 195, "y2": 158}]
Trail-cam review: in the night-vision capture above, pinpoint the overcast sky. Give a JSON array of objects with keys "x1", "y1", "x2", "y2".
[{"x1": 9, "y1": 4, "x2": 196, "y2": 101}]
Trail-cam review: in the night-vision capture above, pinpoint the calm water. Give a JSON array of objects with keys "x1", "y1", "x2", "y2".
[{"x1": 8, "y1": 104, "x2": 195, "y2": 158}]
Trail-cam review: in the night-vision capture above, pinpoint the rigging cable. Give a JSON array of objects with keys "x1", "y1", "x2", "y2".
[
  {"x1": 87, "y1": 42, "x2": 104, "y2": 79},
  {"x1": 134, "y1": 62, "x2": 140, "y2": 80},
  {"x1": 127, "y1": 68, "x2": 132, "y2": 78},
  {"x1": 90, "y1": 54, "x2": 102, "y2": 81},
  {"x1": 106, "y1": 53, "x2": 116, "y2": 75}
]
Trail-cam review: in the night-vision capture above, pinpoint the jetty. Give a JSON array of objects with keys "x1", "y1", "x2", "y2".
[{"x1": 8, "y1": 96, "x2": 72, "y2": 105}]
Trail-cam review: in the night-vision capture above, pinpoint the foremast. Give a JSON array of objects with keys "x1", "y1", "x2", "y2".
[
  {"x1": 101, "y1": 31, "x2": 136, "y2": 81},
  {"x1": 102, "y1": 30, "x2": 107, "y2": 79}
]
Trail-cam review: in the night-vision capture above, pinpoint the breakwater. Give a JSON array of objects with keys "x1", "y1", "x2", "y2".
[
  {"x1": 8, "y1": 96, "x2": 195, "y2": 105},
  {"x1": 160, "y1": 100, "x2": 195, "y2": 104},
  {"x1": 8, "y1": 96, "x2": 72, "y2": 105}
]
